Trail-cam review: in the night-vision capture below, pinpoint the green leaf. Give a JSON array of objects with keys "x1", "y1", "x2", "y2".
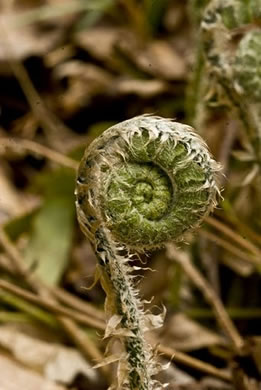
[{"x1": 24, "y1": 168, "x2": 75, "y2": 285}]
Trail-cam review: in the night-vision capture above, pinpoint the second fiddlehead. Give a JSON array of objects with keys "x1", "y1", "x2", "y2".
[
  {"x1": 201, "y1": 0, "x2": 261, "y2": 161},
  {"x1": 75, "y1": 115, "x2": 220, "y2": 389}
]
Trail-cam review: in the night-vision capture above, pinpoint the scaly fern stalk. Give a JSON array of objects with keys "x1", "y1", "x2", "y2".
[{"x1": 75, "y1": 115, "x2": 220, "y2": 390}]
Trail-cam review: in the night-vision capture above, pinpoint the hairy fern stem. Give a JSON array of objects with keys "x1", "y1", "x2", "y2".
[
  {"x1": 95, "y1": 227, "x2": 152, "y2": 390},
  {"x1": 75, "y1": 115, "x2": 220, "y2": 389}
]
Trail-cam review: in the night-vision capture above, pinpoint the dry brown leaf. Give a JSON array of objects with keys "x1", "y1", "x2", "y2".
[
  {"x1": 160, "y1": 361, "x2": 195, "y2": 387},
  {"x1": 53, "y1": 60, "x2": 112, "y2": 114},
  {"x1": 164, "y1": 2, "x2": 185, "y2": 32},
  {"x1": 0, "y1": 166, "x2": 25, "y2": 223},
  {"x1": 76, "y1": 28, "x2": 186, "y2": 80},
  {"x1": 0, "y1": 12, "x2": 62, "y2": 65},
  {"x1": 134, "y1": 40, "x2": 186, "y2": 80},
  {"x1": 75, "y1": 27, "x2": 121, "y2": 63},
  {"x1": 200, "y1": 377, "x2": 233, "y2": 389},
  {"x1": 0, "y1": 354, "x2": 66, "y2": 390},
  {"x1": 0, "y1": 165, "x2": 39, "y2": 224},
  {"x1": 115, "y1": 78, "x2": 168, "y2": 97},
  {"x1": 117, "y1": 33, "x2": 186, "y2": 80},
  {"x1": 0, "y1": 325, "x2": 97, "y2": 384},
  {"x1": 161, "y1": 313, "x2": 224, "y2": 352}
]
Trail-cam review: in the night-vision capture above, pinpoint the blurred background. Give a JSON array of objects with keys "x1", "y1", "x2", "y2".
[{"x1": 0, "y1": 1, "x2": 260, "y2": 389}]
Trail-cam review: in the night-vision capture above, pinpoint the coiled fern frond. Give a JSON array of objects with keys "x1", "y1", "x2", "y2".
[
  {"x1": 76, "y1": 115, "x2": 220, "y2": 249},
  {"x1": 75, "y1": 115, "x2": 220, "y2": 390},
  {"x1": 201, "y1": 0, "x2": 261, "y2": 161}
]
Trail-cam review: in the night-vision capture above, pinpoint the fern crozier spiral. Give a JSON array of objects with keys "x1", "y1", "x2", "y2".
[
  {"x1": 76, "y1": 115, "x2": 220, "y2": 250},
  {"x1": 75, "y1": 115, "x2": 220, "y2": 390}
]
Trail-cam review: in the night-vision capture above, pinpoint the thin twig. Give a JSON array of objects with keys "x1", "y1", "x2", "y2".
[
  {"x1": 159, "y1": 345, "x2": 231, "y2": 382},
  {"x1": 200, "y1": 230, "x2": 261, "y2": 267},
  {"x1": 0, "y1": 279, "x2": 232, "y2": 382},
  {"x1": 60, "y1": 317, "x2": 104, "y2": 366},
  {"x1": 0, "y1": 289, "x2": 58, "y2": 329},
  {"x1": 0, "y1": 227, "x2": 109, "y2": 378},
  {"x1": 0, "y1": 137, "x2": 78, "y2": 170},
  {"x1": 0, "y1": 229, "x2": 233, "y2": 381},
  {"x1": 0, "y1": 279, "x2": 105, "y2": 331},
  {"x1": 166, "y1": 244, "x2": 245, "y2": 354},
  {"x1": 0, "y1": 20, "x2": 76, "y2": 151},
  {"x1": 51, "y1": 286, "x2": 105, "y2": 322},
  {"x1": 220, "y1": 212, "x2": 261, "y2": 247},
  {"x1": 0, "y1": 227, "x2": 104, "y2": 322},
  {"x1": 185, "y1": 307, "x2": 261, "y2": 320},
  {"x1": 0, "y1": 228, "x2": 44, "y2": 295},
  {"x1": 205, "y1": 216, "x2": 261, "y2": 258}
]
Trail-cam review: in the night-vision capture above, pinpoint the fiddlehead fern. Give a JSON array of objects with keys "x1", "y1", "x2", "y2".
[
  {"x1": 75, "y1": 115, "x2": 220, "y2": 390},
  {"x1": 234, "y1": 30, "x2": 261, "y2": 103},
  {"x1": 201, "y1": 0, "x2": 261, "y2": 160}
]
